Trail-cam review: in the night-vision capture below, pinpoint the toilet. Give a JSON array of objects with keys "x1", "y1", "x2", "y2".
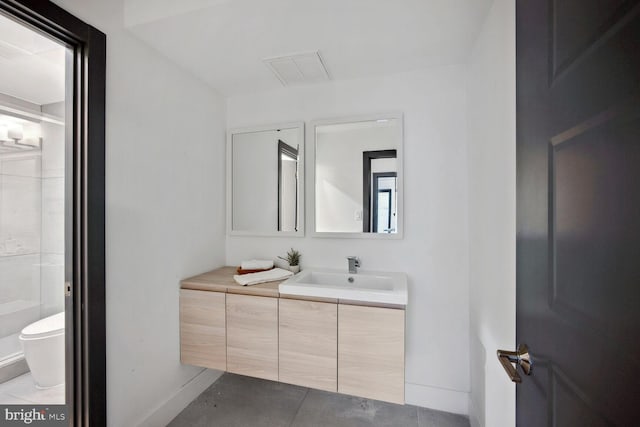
[{"x1": 19, "y1": 312, "x2": 65, "y2": 388}]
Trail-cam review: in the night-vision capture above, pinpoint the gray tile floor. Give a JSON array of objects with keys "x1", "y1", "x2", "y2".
[
  {"x1": 168, "y1": 373, "x2": 470, "y2": 427},
  {"x1": 0, "y1": 372, "x2": 65, "y2": 405}
]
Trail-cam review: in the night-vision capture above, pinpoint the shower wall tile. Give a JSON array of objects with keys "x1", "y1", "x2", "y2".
[
  {"x1": 0, "y1": 155, "x2": 41, "y2": 178},
  {"x1": 0, "y1": 105, "x2": 65, "y2": 336},
  {"x1": 41, "y1": 177, "x2": 64, "y2": 255},
  {"x1": 41, "y1": 122, "x2": 65, "y2": 179},
  {"x1": 0, "y1": 254, "x2": 40, "y2": 307},
  {"x1": 0, "y1": 175, "x2": 41, "y2": 256},
  {"x1": 0, "y1": 299, "x2": 40, "y2": 338},
  {"x1": 40, "y1": 253, "x2": 64, "y2": 317}
]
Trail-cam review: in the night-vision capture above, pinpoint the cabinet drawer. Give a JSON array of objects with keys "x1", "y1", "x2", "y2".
[
  {"x1": 226, "y1": 294, "x2": 278, "y2": 381},
  {"x1": 279, "y1": 299, "x2": 337, "y2": 391},
  {"x1": 180, "y1": 289, "x2": 226, "y2": 370},
  {"x1": 338, "y1": 304, "x2": 405, "y2": 404}
]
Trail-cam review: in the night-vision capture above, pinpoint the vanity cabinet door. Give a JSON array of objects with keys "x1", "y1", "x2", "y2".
[
  {"x1": 180, "y1": 289, "x2": 226, "y2": 370},
  {"x1": 279, "y1": 299, "x2": 337, "y2": 391},
  {"x1": 338, "y1": 304, "x2": 405, "y2": 404},
  {"x1": 226, "y1": 294, "x2": 278, "y2": 381}
]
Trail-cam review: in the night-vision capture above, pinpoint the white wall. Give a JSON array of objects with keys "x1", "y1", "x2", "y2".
[
  {"x1": 466, "y1": 0, "x2": 516, "y2": 426},
  {"x1": 226, "y1": 67, "x2": 471, "y2": 414},
  {"x1": 49, "y1": 1, "x2": 227, "y2": 426}
]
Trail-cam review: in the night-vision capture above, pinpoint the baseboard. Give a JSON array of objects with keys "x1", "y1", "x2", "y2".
[
  {"x1": 405, "y1": 383, "x2": 469, "y2": 415},
  {"x1": 468, "y1": 395, "x2": 483, "y2": 427},
  {"x1": 136, "y1": 369, "x2": 223, "y2": 427}
]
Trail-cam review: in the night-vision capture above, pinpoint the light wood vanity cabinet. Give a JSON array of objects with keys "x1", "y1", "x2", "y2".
[
  {"x1": 226, "y1": 293, "x2": 279, "y2": 381},
  {"x1": 180, "y1": 267, "x2": 405, "y2": 405},
  {"x1": 179, "y1": 289, "x2": 226, "y2": 370},
  {"x1": 278, "y1": 298, "x2": 337, "y2": 391},
  {"x1": 338, "y1": 304, "x2": 405, "y2": 404}
]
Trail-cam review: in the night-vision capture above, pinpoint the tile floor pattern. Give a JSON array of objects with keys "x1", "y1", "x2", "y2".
[
  {"x1": 0, "y1": 372, "x2": 65, "y2": 404},
  {"x1": 169, "y1": 373, "x2": 470, "y2": 427}
]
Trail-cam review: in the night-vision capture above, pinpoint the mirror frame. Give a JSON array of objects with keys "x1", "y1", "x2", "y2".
[
  {"x1": 226, "y1": 122, "x2": 305, "y2": 237},
  {"x1": 310, "y1": 112, "x2": 404, "y2": 239}
]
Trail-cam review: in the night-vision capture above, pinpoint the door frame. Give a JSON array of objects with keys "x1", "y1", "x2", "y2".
[
  {"x1": 362, "y1": 149, "x2": 397, "y2": 232},
  {"x1": 277, "y1": 139, "x2": 299, "y2": 232},
  {"x1": 371, "y1": 172, "x2": 396, "y2": 232},
  {"x1": 0, "y1": 1, "x2": 106, "y2": 426}
]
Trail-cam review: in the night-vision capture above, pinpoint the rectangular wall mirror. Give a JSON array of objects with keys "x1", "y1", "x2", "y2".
[
  {"x1": 312, "y1": 114, "x2": 403, "y2": 238},
  {"x1": 227, "y1": 122, "x2": 304, "y2": 236}
]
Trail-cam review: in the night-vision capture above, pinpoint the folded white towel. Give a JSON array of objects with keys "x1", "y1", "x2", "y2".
[
  {"x1": 233, "y1": 268, "x2": 293, "y2": 286},
  {"x1": 240, "y1": 259, "x2": 274, "y2": 270}
]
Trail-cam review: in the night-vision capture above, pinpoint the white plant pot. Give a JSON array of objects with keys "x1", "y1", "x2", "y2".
[{"x1": 289, "y1": 265, "x2": 300, "y2": 274}]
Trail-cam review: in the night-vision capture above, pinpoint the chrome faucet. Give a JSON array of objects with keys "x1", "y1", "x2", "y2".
[{"x1": 347, "y1": 256, "x2": 360, "y2": 274}]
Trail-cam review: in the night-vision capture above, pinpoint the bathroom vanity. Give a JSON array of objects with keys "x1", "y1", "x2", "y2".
[{"x1": 179, "y1": 266, "x2": 406, "y2": 404}]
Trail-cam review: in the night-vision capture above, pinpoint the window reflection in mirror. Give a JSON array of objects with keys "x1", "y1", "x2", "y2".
[
  {"x1": 314, "y1": 116, "x2": 402, "y2": 237},
  {"x1": 363, "y1": 151, "x2": 397, "y2": 233},
  {"x1": 372, "y1": 172, "x2": 397, "y2": 233},
  {"x1": 278, "y1": 140, "x2": 299, "y2": 232},
  {"x1": 228, "y1": 123, "x2": 304, "y2": 236}
]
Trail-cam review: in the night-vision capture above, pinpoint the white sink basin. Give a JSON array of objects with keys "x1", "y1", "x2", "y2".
[{"x1": 279, "y1": 268, "x2": 408, "y2": 305}]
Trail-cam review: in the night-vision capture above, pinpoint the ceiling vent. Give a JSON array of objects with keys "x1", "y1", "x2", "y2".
[{"x1": 263, "y1": 51, "x2": 330, "y2": 86}]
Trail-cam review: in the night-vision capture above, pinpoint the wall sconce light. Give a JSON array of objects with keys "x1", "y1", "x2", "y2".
[
  {"x1": 8, "y1": 124, "x2": 24, "y2": 141},
  {"x1": 0, "y1": 123, "x2": 24, "y2": 141},
  {"x1": 0, "y1": 121, "x2": 40, "y2": 152}
]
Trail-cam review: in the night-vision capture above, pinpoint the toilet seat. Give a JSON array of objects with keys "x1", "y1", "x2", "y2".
[
  {"x1": 20, "y1": 312, "x2": 64, "y2": 339},
  {"x1": 19, "y1": 311, "x2": 65, "y2": 389}
]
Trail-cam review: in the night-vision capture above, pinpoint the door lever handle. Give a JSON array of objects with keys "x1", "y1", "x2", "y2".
[{"x1": 497, "y1": 344, "x2": 532, "y2": 383}]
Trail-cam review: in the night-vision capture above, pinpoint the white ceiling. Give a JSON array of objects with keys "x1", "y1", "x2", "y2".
[
  {"x1": 0, "y1": 14, "x2": 66, "y2": 105},
  {"x1": 125, "y1": 0, "x2": 492, "y2": 97}
]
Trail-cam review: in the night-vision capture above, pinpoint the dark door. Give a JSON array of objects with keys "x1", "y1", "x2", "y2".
[{"x1": 516, "y1": 1, "x2": 640, "y2": 425}]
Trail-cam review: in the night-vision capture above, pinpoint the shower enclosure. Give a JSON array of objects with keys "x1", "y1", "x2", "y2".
[{"x1": 0, "y1": 99, "x2": 66, "y2": 384}]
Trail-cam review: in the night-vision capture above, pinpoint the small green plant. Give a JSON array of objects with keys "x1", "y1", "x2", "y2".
[{"x1": 279, "y1": 248, "x2": 301, "y2": 266}]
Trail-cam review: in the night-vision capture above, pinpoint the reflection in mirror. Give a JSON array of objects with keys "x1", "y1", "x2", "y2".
[
  {"x1": 228, "y1": 123, "x2": 304, "y2": 236},
  {"x1": 278, "y1": 140, "x2": 299, "y2": 232},
  {"x1": 314, "y1": 116, "x2": 402, "y2": 237},
  {"x1": 364, "y1": 151, "x2": 397, "y2": 233}
]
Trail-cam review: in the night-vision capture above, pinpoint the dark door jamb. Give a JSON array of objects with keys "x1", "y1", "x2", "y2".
[{"x1": 0, "y1": 2, "x2": 106, "y2": 426}]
